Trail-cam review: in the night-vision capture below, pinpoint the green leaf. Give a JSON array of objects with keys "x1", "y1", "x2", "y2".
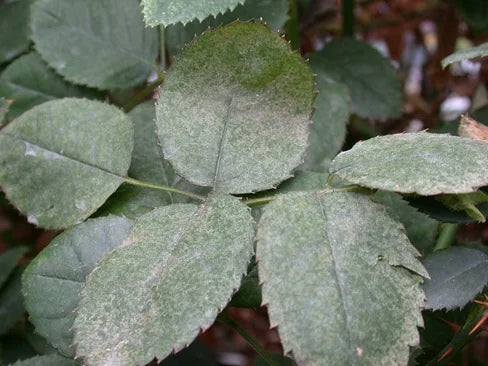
[
  {"x1": 142, "y1": 0, "x2": 244, "y2": 26},
  {"x1": 373, "y1": 191, "x2": 439, "y2": 254},
  {"x1": 407, "y1": 195, "x2": 488, "y2": 224},
  {"x1": 0, "y1": 247, "x2": 26, "y2": 289},
  {"x1": 301, "y1": 73, "x2": 350, "y2": 171},
  {"x1": 156, "y1": 22, "x2": 314, "y2": 194},
  {"x1": 278, "y1": 171, "x2": 329, "y2": 193},
  {"x1": 129, "y1": 101, "x2": 175, "y2": 203},
  {"x1": 0, "y1": 98, "x2": 133, "y2": 229},
  {"x1": 442, "y1": 42, "x2": 488, "y2": 68},
  {"x1": 0, "y1": 268, "x2": 25, "y2": 336},
  {"x1": 310, "y1": 38, "x2": 401, "y2": 119},
  {"x1": 0, "y1": 0, "x2": 33, "y2": 65},
  {"x1": 0, "y1": 53, "x2": 99, "y2": 122},
  {"x1": 22, "y1": 216, "x2": 133, "y2": 357},
  {"x1": 330, "y1": 132, "x2": 488, "y2": 195},
  {"x1": 74, "y1": 194, "x2": 254, "y2": 365},
  {"x1": 229, "y1": 265, "x2": 262, "y2": 308},
  {"x1": 10, "y1": 354, "x2": 78, "y2": 366},
  {"x1": 423, "y1": 247, "x2": 488, "y2": 310},
  {"x1": 31, "y1": 0, "x2": 159, "y2": 90},
  {"x1": 166, "y1": 0, "x2": 289, "y2": 57},
  {"x1": 257, "y1": 190, "x2": 426, "y2": 365}
]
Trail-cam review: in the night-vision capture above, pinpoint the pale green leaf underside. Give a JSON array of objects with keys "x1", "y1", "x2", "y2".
[
  {"x1": 0, "y1": 98, "x2": 133, "y2": 229},
  {"x1": 301, "y1": 73, "x2": 350, "y2": 171},
  {"x1": 0, "y1": 52, "x2": 99, "y2": 122},
  {"x1": 31, "y1": 0, "x2": 158, "y2": 89},
  {"x1": 330, "y1": 132, "x2": 488, "y2": 195},
  {"x1": 11, "y1": 354, "x2": 78, "y2": 366},
  {"x1": 310, "y1": 38, "x2": 401, "y2": 119},
  {"x1": 74, "y1": 194, "x2": 254, "y2": 365},
  {"x1": 257, "y1": 190, "x2": 426, "y2": 365},
  {"x1": 22, "y1": 217, "x2": 132, "y2": 357},
  {"x1": 142, "y1": 0, "x2": 244, "y2": 26},
  {"x1": 166, "y1": 0, "x2": 289, "y2": 56},
  {"x1": 0, "y1": 98, "x2": 10, "y2": 126},
  {"x1": 157, "y1": 22, "x2": 314, "y2": 194},
  {"x1": 0, "y1": 0, "x2": 33, "y2": 64},
  {"x1": 423, "y1": 247, "x2": 488, "y2": 310},
  {"x1": 442, "y1": 42, "x2": 488, "y2": 68}
]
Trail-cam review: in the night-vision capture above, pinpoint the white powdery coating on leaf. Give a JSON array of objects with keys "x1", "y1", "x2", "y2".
[
  {"x1": 331, "y1": 132, "x2": 488, "y2": 195},
  {"x1": 257, "y1": 190, "x2": 426, "y2": 365},
  {"x1": 74, "y1": 194, "x2": 254, "y2": 366}
]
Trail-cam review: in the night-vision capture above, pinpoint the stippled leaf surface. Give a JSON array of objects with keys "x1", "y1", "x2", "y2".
[
  {"x1": 31, "y1": 0, "x2": 158, "y2": 89},
  {"x1": 0, "y1": 247, "x2": 26, "y2": 289},
  {"x1": 310, "y1": 38, "x2": 401, "y2": 119},
  {"x1": 11, "y1": 354, "x2": 78, "y2": 366},
  {"x1": 22, "y1": 217, "x2": 133, "y2": 357},
  {"x1": 373, "y1": 191, "x2": 439, "y2": 254},
  {"x1": 257, "y1": 190, "x2": 426, "y2": 365},
  {"x1": 0, "y1": 268, "x2": 24, "y2": 336},
  {"x1": 0, "y1": 0, "x2": 33, "y2": 65},
  {"x1": 142, "y1": 0, "x2": 244, "y2": 26},
  {"x1": 301, "y1": 69, "x2": 350, "y2": 171},
  {"x1": 229, "y1": 265, "x2": 261, "y2": 308},
  {"x1": 74, "y1": 194, "x2": 254, "y2": 365},
  {"x1": 330, "y1": 132, "x2": 488, "y2": 195},
  {"x1": 157, "y1": 23, "x2": 313, "y2": 194},
  {"x1": 166, "y1": 0, "x2": 289, "y2": 57},
  {"x1": 423, "y1": 247, "x2": 488, "y2": 310},
  {"x1": 0, "y1": 98, "x2": 133, "y2": 229},
  {"x1": 442, "y1": 42, "x2": 488, "y2": 68},
  {"x1": 0, "y1": 53, "x2": 99, "y2": 122}
]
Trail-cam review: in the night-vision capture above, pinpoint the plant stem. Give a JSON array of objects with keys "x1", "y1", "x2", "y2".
[
  {"x1": 342, "y1": 0, "x2": 355, "y2": 36},
  {"x1": 426, "y1": 303, "x2": 486, "y2": 365},
  {"x1": 123, "y1": 72, "x2": 165, "y2": 113},
  {"x1": 217, "y1": 312, "x2": 278, "y2": 366},
  {"x1": 434, "y1": 223, "x2": 459, "y2": 251},
  {"x1": 124, "y1": 177, "x2": 205, "y2": 202},
  {"x1": 244, "y1": 196, "x2": 275, "y2": 207}
]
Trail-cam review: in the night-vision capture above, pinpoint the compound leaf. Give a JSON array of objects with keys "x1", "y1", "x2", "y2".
[
  {"x1": 22, "y1": 216, "x2": 133, "y2": 357},
  {"x1": 330, "y1": 132, "x2": 488, "y2": 195},
  {"x1": 257, "y1": 190, "x2": 426, "y2": 365},
  {"x1": 166, "y1": 0, "x2": 289, "y2": 56},
  {"x1": 0, "y1": 0, "x2": 33, "y2": 65},
  {"x1": 0, "y1": 98, "x2": 133, "y2": 229},
  {"x1": 31, "y1": 0, "x2": 158, "y2": 89},
  {"x1": 74, "y1": 194, "x2": 254, "y2": 365},
  {"x1": 0, "y1": 53, "x2": 99, "y2": 122},
  {"x1": 156, "y1": 22, "x2": 313, "y2": 194},
  {"x1": 423, "y1": 247, "x2": 488, "y2": 310},
  {"x1": 310, "y1": 38, "x2": 401, "y2": 119},
  {"x1": 442, "y1": 42, "x2": 488, "y2": 68},
  {"x1": 142, "y1": 0, "x2": 244, "y2": 27}
]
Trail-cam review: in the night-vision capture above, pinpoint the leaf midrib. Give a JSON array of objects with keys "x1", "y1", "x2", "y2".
[
  {"x1": 316, "y1": 192, "x2": 355, "y2": 364},
  {"x1": 1, "y1": 132, "x2": 123, "y2": 179}
]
